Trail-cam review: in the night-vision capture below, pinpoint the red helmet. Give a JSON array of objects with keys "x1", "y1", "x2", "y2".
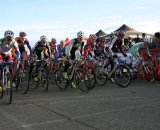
[
  {"x1": 89, "y1": 34, "x2": 97, "y2": 41},
  {"x1": 19, "y1": 32, "x2": 27, "y2": 37},
  {"x1": 118, "y1": 31, "x2": 125, "y2": 37}
]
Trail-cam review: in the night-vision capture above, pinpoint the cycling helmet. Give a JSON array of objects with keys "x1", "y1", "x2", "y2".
[
  {"x1": 40, "y1": 35, "x2": 47, "y2": 41},
  {"x1": 89, "y1": 34, "x2": 97, "y2": 41},
  {"x1": 60, "y1": 40, "x2": 65, "y2": 44},
  {"x1": 51, "y1": 38, "x2": 56, "y2": 42},
  {"x1": 118, "y1": 30, "x2": 125, "y2": 37},
  {"x1": 19, "y1": 32, "x2": 27, "y2": 37},
  {"x1": 4, "y1": 30, "x2": 14, "y2": 40},
  {"x1": 77, "y1": 31, "x2": 84, "y2": 38}
]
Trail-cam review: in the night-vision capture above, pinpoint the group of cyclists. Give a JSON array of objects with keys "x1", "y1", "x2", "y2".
[{"x1": 0, "y1": 29, "x2": 156, "y2": 95}]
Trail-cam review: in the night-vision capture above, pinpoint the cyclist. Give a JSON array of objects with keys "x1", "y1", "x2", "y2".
[
  {"x1": 31, "y1": 35, "x2": 51, "y2": 81},
  {"x1": 15, "y1": 32, "x2": 32, "y2": 75},
  {"x1": 49, "y1": 38, "x2": 58, "y2": 60},
  {"x1": 129, "y1": 39, "x2": 151, "y2": 68},
  {"x1": 83, "y1": 34, "x2": 97, "y2": 58},
  {"x1": 105, "y1": 30, "x2": 127, "y2": 82},
  {"x1": 15, "y1": 32, "x2": 32, "y2": 59},
  {"x1": 57, "y1": 40, "x2": 66, "y2": 59},
  {"x1": 0, "y1": 30, "x2": 20, "y2": 91},
  {"x1": 63, "y1": 31, "x2": 85, "y2": 88},
  {"x1": 94, "y1": 38, "x2": 106, "y2": 57}
]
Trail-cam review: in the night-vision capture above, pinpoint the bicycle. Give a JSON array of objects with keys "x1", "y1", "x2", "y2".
[
  {"x1": 0, "y1": 62, "x2": 12, "y2": 104},
  {"x1": 55, "y1": 59, "x2": 90, "y2": 93},
  {"x1": 128, "y1": 57, "x2": 155, "y2": 82},
  {"x1": 78, "y1": 55, "x2": 96, "y2": 90},
  {"x1": 22, "y1": 59, "x2": 49, "y2": 94},
  {"x1": 14, "y1": 59, "x2": 30, "y2": 92},
  {"x1": 48, "y1": 58, "x2": 63, "y2": 85},
  {"x1": 95, "y1": 55, "x2": 131, "y2": 87}
]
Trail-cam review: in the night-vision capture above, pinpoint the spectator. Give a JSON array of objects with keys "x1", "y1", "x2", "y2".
[{"x1": 134, "y1": 34, "x2": 141, "y2": 43}]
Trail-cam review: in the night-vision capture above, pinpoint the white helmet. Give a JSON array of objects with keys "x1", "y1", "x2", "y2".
[
  {"x1": 77, "y1": 31, "x2": 84, "y2": 38},
  {"x1": 40, "y1": 35, "x2": 47, "y2": 41},
  {"x1": 4, "y1": 30, "x2": 14, "y2": 40}
]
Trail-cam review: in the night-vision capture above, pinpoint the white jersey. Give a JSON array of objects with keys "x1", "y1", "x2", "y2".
[
  {"x1": 0, "y1": 39, "x2": 19, "y2": 55},
  {"x1": 106, "y1": 36, "x2": 118, "y2": 50}
]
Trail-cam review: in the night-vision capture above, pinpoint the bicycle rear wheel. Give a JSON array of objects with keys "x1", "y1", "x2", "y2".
[
  {"x1": 114, "y1": 65, "x2": 131, "y2": 88},
  {"x1": 143, "y1": 65, "x2": 155, "y2": 82}
]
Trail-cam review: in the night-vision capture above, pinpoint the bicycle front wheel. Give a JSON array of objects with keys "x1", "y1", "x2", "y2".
[
  {"x1": 41, "y1": 69, "x2": 49, "y2": 92},
  {"x1": 143, "y1": 65, "x2": 155, "y2": 82},
  {"x1": 95, "y1": 66, "x2": 107, "y2": 86},
  {"x1": 114, "y1": 65, "x2": 131, "y2": 88},
  {"x1": 6, "y1": 77, "x2": 12, "y2": 104},
  {"x1": 75, "y1": 69, "x2": 90, "y2": 93},
  {"x1": 55, "y1": 69, "x2": 67, "y2": 89}
]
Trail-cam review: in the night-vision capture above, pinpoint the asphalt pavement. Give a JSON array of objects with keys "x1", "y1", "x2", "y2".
[{"x1": 0, "y1": 80, "x2": 160, "y2": 130}]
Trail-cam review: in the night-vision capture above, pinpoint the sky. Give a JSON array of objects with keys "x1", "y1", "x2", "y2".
[{"x1": 0, "y1": 0, "x2": 160, "y2": 47}]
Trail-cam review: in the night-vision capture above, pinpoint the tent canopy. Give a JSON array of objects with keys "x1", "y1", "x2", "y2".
[
  {"x1": 95, "y1": 29, "x2": 107, "y2": 38},
  {"x1": 114, "y1": 24, "x2": 153, "y2": 38},
  {"x1": 114, "y1": 24, "x2": 137, "y2": 32}
]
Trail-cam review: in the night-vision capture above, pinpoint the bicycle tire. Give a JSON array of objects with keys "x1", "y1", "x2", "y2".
[
  {"x1": 55, "y1": 69, "x2": 67, "y2": 89},
  {"x1": 6, "y1": 77, "x2": 12, "y2": 104},
  {"x1": 95, "y1": 66, "x2": 107, "y2": 86},
  {"x1": 49, "y1": 70, "x2": 55, "y2": 85},
  {"x1": 0, "y1": 90, "x2": 4, "y2": 99},
  {"x1": 143, "y1": 65, "x2": 155, "y2": 82},
  {"x1": 114, "y1": 65, "x2": 131, "y2": 88},
  {"x1": 75, "y1": 69, "x2": 90, "y2": 93},
  {"x1": 41, "y1": 69, "x2": 49, "y2": 92},
  {"x1": 88, "y1": 69, "x2": 96, "y2": 90},
  {"x1": 21, "y1": 68, "x2": 33, "y2": 94}
]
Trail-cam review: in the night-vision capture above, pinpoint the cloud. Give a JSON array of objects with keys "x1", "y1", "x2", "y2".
[
  {"x1": 103, "y1": 15, "x2": 122, "y2": 19},
  {"x1": 136, "y1": 6, "x2": 150, "y2": 10},
  {"x1": 133, "y1": 20, "x2": 160, "y2": 34}
]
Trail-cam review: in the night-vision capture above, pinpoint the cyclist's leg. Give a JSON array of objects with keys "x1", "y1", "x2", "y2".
[
  {"x1": 21, "y1": 50, "x2": 28, "y2": 70},
  {"x1": 62, "y1": 60, "x2": 70, "y2": 80},
  {"x1": 7, "y1": 53, "x2": 14, "y2": 87}
]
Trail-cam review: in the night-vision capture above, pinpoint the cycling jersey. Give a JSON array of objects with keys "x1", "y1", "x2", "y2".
[
  {"x1": 33, "y1": 41, "x2": 51, "y2": 59},
  {"x1": 65, "y1": 38, "x2": 84, "y2": 59},
  {"x1": 0, "y1": 38, "x2": 20, "y2": 59},
  {"x1": 15, "y1": 37, "x2": 32, "y2": 55},
  {"x1": 57, "y1": 44, "x2": 66, "y2": 58},
  {"x1": 130, "y1": 42, "x2": 150, "y2": 57},
  {"x1": 83, "y1": 39, "x2": 94, "y2": 57},
  {"x1": 106, "y1": 36, "x2": 125, "y2": 56}
]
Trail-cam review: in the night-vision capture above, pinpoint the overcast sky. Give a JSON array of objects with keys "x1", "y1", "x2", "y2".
[{"x1": 0, "y1": 0, "x2": 160, "y2": 47}]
